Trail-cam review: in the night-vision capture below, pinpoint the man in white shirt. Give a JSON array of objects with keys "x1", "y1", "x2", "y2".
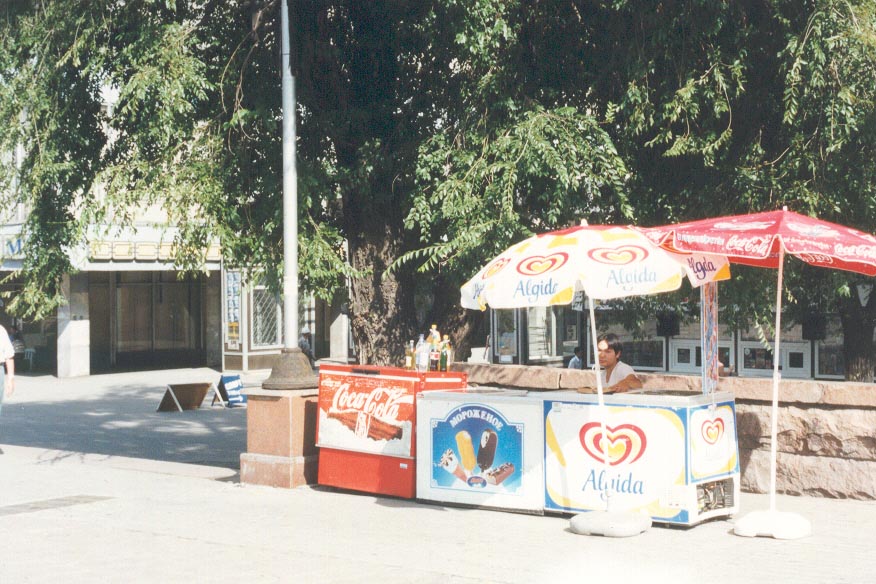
[
  {"x1": 0, "y1": 323, "x2": 16, "y2": 453},
  {"x1": 596, "y1": 333, "x2": 641, "y2": 392},
  {"x1": 578, "y1": 333, "x2": 641, "y2": 394}
]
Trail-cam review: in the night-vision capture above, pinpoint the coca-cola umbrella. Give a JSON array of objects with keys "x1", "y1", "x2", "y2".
[
  {"x1": 640, "y1": 207, "x2": 876, "y2": 539},
  {"x1": 461, "y1": 223, "x2": 730, "y2": 536}
]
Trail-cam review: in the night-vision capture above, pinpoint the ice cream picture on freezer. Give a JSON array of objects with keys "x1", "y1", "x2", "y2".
[{"x1": 431, "y1": 404, "x2": 522, "y2": 492}]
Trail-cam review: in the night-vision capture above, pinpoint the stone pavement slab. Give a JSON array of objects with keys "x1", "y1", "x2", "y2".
[{"x1": 2, "y1": 369, "x2": 876, "y2": 583}]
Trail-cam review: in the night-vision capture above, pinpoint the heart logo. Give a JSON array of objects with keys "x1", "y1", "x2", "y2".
[
  {"x1": 579, "y1": 422, "x2": 647, "y2": 465},
  {"x1": 587, "y1": 245, "x2": 648, "y2": 266},
  {"x1": 482, "y1": 257, "x2": 511, "y2": 279},
  {"x1": 701, "y1": 418, "x2": 724, "y2": 444},
  {"x1": 516, "y1": 253, "x2": 568, "y2": 276}
]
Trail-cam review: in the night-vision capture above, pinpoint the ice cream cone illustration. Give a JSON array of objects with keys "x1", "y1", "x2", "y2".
[
  {"x1": 439, "y1": 448, "x2": 467, "y2": 482},
  {"x1": 456, "y1": 431, "x2": 477, "y2": 473}
]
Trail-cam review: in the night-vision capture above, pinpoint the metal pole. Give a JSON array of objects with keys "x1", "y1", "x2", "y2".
[{"x1": 281, "y1": 0, "x2": 298, "y2": 350}]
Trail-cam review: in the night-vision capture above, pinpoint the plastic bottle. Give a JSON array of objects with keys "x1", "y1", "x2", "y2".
[
  {"x1": 415, "y1": 334, "x2": 429, "y2": 372},
  {"x1": 426, "y1": 325, "x2": 439, "y2": 371}
]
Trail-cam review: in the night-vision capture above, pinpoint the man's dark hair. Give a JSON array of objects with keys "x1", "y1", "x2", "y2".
[
  {"x1": 573, "y1": 346, "x2": 582, "y2": 355},
  {"x1": 597, "y1": 333, "x2": 623, "y2": 356}
]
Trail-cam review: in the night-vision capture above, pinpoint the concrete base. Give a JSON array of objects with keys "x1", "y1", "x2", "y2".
[
  {"x1": 240, "y1": 386, "x2": 320, "y2": 489},
  {"x1": 240, "y1": 452, "x2": 318, "y2": 489}
]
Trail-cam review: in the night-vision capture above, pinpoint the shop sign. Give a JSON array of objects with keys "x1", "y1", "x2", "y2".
[
  {"x1": 1, "y1": 236, "x2": 23, "y2": 259},
  {"x1": 225, "y1": 271, "x2": 241, "y2": 349}
]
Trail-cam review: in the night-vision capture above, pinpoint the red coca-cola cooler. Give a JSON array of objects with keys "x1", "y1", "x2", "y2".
[{"x1": 316, "y1": 364, "x2": 467, "y2": 498}]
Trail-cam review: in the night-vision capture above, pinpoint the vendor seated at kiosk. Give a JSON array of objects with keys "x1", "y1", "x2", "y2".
[{"x1": 578, "y1": 333, "x2": 642, "y2": 394}]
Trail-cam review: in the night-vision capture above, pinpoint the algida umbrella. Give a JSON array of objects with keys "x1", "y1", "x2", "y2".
[
  {"x1": 641, "y1": 207, "x2": 876, "y2": 539},
  {"x1": 461, "y1": 222, "x2": 730, "y2": 536}
]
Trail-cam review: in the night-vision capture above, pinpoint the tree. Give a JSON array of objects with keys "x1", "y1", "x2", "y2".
[
  {"x1": 406, "y1": 1, "x2": 876, "y2": 380},
  {"x1": 2, "y1": 1, "x2": 876, "y2": 380}
]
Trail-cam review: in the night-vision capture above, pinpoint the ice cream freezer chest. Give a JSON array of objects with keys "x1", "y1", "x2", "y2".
[
  {"x1": 543, "y1": 389, "x2": 740, "y2": 525},
  {"x1": 416, "y1": 389, "x2": 545, "y2": 513},
  {"x1": 316, "y1": 364, "x2": 467, "y2": 498}
]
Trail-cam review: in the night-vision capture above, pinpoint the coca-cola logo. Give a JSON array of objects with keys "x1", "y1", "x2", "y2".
[
  {"x1": 701, "y1": 418, "x2": 724, "y2": 445},
  {"x1": 330, "y1": 383, "x2": 413, "y2": 422},
  {"x1": 725, "y1": 234, "x2": 772, "y2": 256},
  {"x1": 834, "y1": 243, "x2": 876, "y2": 260},
  {"x1": 579, "y1": 422, "x2": 647, "y2": 465},
  {"x1": 786, "y1": 222, "x2": 838, "y2": 238}
]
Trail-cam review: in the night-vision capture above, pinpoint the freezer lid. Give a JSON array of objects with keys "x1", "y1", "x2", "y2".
[
  {"x1": 551, "y1": 389, "x2": 735, "y2": 406},
  {"x1": 417, "y1": 387, "x2": 530, "y2": 400}
]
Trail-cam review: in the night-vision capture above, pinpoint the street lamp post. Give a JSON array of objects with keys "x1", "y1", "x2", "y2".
[{"x1": 262, "y1": 0, "x2": 318, "y2": 390}]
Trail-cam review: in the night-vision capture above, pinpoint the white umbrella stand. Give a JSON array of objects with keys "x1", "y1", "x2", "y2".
[
  {"x1": 733, "y1": 247, "x2": 811, "y2": 539},
  {"x1": 569, "y1": 297, "x2": 652, "y2": 538}
]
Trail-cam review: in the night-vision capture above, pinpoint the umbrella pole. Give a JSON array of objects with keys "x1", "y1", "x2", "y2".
[
  {"x1": 568, "y1": 298, "x2": 651, "y2": 537},
  {"x1": 733, "y1": 245, "x2": 809, "y2": 539},
  {"x1": 588, "y1": 296, "x2": 609, "y2": 505},
  {"x1": 769, "y1": 248, "x2": 784, "y2": 513}
]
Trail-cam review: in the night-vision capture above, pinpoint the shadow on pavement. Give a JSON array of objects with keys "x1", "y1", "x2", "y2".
[{"x1": 0, "y1": 379, "x2": 246, "y2": 470}]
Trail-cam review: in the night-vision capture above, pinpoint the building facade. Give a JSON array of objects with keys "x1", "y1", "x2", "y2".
[{"x1": 486, "y1": 304, "x2": 848, "y2": 380}]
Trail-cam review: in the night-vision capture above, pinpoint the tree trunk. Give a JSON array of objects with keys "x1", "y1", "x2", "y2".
[
  {"x1": 345, "y1": 206, "x2": 419, "y2": 366},
  {"x1": 837, "y1": 290, "x2": 876, "y2": 382}
]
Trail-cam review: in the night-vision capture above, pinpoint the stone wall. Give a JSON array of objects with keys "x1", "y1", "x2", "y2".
[{"x1": 452, "y1": 363, "x2": 876, "y2": 500}]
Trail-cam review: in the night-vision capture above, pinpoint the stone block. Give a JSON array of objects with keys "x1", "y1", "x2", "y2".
[
  {"x1": 240, "y1": 453, "x2": 318, "y2": 489},
  {"x1": 456, "y1": 363, "x2": 561, "y2": 390},
  {"x1": 245, "y1": 389, "x2": 319, "y2": 458},
  {"x1": 241, "y1": 388, "x2": 320, "y2": 489},
  {"x1": 741, "y1": 449, "x2": 876, "y2": 500},
  {"x1": 736, "y1": 403, "x2": 876, "y2": 460}
]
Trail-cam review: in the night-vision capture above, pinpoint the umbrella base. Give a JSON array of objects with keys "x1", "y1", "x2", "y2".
[
  {"x1": 569, "y1": 511, "x2": 652, "y2": 538},
  {"x1": 733, "y1": 509, "x2": 811, "y2": 539}
]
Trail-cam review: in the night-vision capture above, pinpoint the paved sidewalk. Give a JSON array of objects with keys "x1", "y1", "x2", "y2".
[{"x1": 1, "y1": 370, "x2": 875, "y2": 583}]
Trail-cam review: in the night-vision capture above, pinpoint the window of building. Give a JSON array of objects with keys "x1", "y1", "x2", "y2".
[
  {"x1": 586, "y1": 329, "x2": 665, "y2": 371},
  {"x1": 669, "y1": 339, "x2": 734, "y2": 374},
  {"x1": 493, "y1": 309, "x2": 520, "y2": 364},
  {"x1": 251, "y1": 285, "x2": 282, "y2": 348}
]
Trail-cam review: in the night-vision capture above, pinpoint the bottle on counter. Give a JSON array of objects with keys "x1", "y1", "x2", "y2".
[
  {"x1": 428, "y1": 323, "x2": 441, "y2": 345},
  {"x1": 415, "y1": 334, "x2": 429, "y2": 372},
  {"x1": 428, "y1": 324, "x2": 441, "y2": 371},
  {"x1": 439, "y1": 335, "x2": 451, "y2": 372},
  {"x1": 429, "y1": 345, "x2": 440, "y2": 371},
  {"x1": 404, "y1": 340, "x2": 415, "y2": 370}
]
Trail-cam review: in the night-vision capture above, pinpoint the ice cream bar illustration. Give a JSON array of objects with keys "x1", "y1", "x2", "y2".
[
  {"x1": 477, "y1": 429, "x2": 498, "y2": 472},
  {"x1": 439, "y1": 448, "x2": 467, "y2": 482},
  {"x1": 485, "y1": 462, "x2": 515, "y2": 485},
  {"x1": 455, "y1": 431, "x2": 477, "y2": 472}
]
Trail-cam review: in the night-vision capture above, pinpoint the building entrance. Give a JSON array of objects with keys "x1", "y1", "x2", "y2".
[{"x1": 89, "y1": 271, "x2": 206, "y2": 371}]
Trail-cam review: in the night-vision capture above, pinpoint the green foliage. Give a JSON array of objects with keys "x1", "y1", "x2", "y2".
[{"x1": 2, "y1": 0, "x2": 876, "y2": 365}]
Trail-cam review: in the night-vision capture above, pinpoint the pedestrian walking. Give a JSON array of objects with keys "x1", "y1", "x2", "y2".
[{"x1": 0, "y1": 322, "x2": 16, "y2": 454}]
